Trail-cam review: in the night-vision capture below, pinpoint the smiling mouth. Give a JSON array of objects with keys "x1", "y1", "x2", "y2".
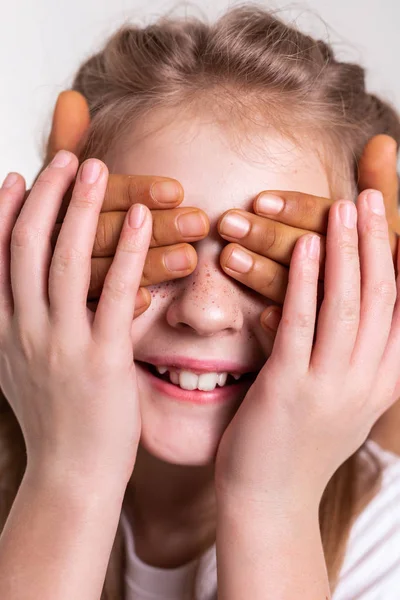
[{"x1": 136, "y1": 361, "x2": 258, "y2": 387}]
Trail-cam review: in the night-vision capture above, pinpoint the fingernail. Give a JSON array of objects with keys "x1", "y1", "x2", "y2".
[
  {"x1": 219, "y1": 212, "x2": 250, "y2": 239},
  {"x1": 129, "y1": 203, "x2": 146, "y2": 228},
  {"x1": 367, "y1": 190, "x2": 385, "y2": 216},
  {"x1": 339, "y1": 201, "x2": 357, "y2": 229},
  {"x1": 263, "y1": 308, "x2": 281, "y2": 331},
  {"x1": 307, "y1": 235, "x2": 320, "y2": 259},
  {"x1": 225, "y1": 247, "x2": 253, "y2": 273},
  {"x1": 165, "y1": 247, "x2": 192, "y2": 271},
  {"x1": 1, "y1": 172, "x2": 18, "y2": 189},
  {"x1": 50, "y1": 150, "x2": 73, "y2": 168},
  {"x1": 80, "y1": 159, "x2": 102, "y2": 184},
  {"x1": 151, "y1": 180, "x2": 182, "y2": 204},
  {"x1": 134, "y1": 288, "x2": 149, "y2": 311},
  {"x1": 256, "y1": 193, "x2": 285, "y2": 215},
  {"x1": 177, "y1": 211, "x2": 207, "y2": 236}
]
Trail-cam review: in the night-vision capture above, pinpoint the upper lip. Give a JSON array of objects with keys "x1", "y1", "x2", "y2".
[{"x1": 135, "y1": 355, "x2": 260, "y2": 375}]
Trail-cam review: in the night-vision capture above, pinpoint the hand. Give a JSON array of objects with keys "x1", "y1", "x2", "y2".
[
  {"x1": 217, "y1": 134, "x2": 400, "y2": 329},
  {"x1": 214, "y1": 190, "x2": 400, "y2": 509},
  {"x1": 31, "y1": 90, "x2": 210, "y2": 317},
  {"x1": 0, "y1": 152, "x2": 152, "y2": 487}
]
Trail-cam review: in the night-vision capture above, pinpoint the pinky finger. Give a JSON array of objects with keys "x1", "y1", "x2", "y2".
[
  {"x1": 269, "y1": 234, "x2": 320, "y2": 374},
  {"x1": 0, "y1": 173, "x2": 27, "y2": 322},
  {"x1": 92, "y1": 204, "x2": 152, "y2": 347}
]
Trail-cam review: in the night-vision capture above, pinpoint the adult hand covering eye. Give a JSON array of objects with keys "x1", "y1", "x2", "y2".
[
  {"x1": 216, "y1": 134, "x2": 400, "y2": 330},
  {"x1": 29, "y1": 90, "x2": 210, "y2": 318}
]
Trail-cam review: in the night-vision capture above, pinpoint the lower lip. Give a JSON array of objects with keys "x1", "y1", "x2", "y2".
[{"x1": 135, "y1": 361, "x2": 255, "y2": 405}]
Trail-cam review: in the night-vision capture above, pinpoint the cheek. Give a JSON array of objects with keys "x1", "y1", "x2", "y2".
[{"x1": 131, "y1": 292, "x2": 169, "y2": 345}]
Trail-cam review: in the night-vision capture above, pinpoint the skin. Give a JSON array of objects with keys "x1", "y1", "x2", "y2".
[
  {"x1": 21, "y1": 92, "x2": 400, "y2": 565},
  {"x1": 104, "y1": 109, "x2": 399, "y2": 569}
]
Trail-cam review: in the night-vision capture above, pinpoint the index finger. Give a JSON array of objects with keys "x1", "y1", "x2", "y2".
[
  {"x1": 253, "y1": 190, "x2": 333, "y2": 234},
  {"x1": 48, "y1": 174, "x2": 184, "y2": 222}
]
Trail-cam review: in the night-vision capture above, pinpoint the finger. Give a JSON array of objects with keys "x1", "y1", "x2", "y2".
[
  {"x1": 29, "y1": 91, "x2": 90, "y2": 189},
  {"x1": 52, "y1": 206, "x2": 209, "y2": 255},
  {"x1": 373, "y1": 234, "x2": 400, "y2": 413},
  {"x1": 358, "y1": 134, "x2": 400, "y2": 260},
  {"x1": 0, "y1": 173, "x2": 27, "y2": 322},
  {"x1": 54, "y1": 174, "x2": 185, "y2": 222},
  {"x1": 219, "y1": 242, "x2": 324, "y2": 307},
  {"x1": 87, "y1": 285, "x2": 151, "y2": 320},
  {"x1": 48, "y1": 158, "x2": 108, "y2": 329},
  {"x1": 310, "y1": 201, "x2": 360, "y2": 377},
  {"x1": 218, "y1": 209, "x2": 326, "y2": 270},
  {"x1": 92, "y1": 204, "x2": 152, "y2": 346},
  {"x1": 87, "y1": 244, "x2": 197, "y2": 298},
  {"x1": 252, "y1": 190, "x2": 333, "y2": 234},
  {"x1": 350, "y1": 190, "x2": 397, "y2": 379},
  {"x1": 358, "y1": 135, "x2": 399, "y2": 230},
  {"x1": 45, "y1": 91, "x2": 90, "y2": 164},
  {"x1": 268, "y1": 233, "x2": 320, "y2": 374},
  {"x1": 10, "y1": 151, "x2": 79, "y2": 329}
]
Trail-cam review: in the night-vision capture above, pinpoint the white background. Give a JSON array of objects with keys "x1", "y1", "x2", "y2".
[{"x1": 1, "y1": 0, "x2": 399, "y2": 186}]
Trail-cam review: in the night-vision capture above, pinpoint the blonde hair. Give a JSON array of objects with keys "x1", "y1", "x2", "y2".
[{"x1": 2, "y1": 4, "x2": 400, "y2": 599}]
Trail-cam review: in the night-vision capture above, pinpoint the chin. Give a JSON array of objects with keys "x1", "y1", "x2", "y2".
[{"x1": 137, "y1": 395, "x2": 236, "y2": 466}]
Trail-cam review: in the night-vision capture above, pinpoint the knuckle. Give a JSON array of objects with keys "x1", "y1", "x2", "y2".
[
  {"x1": 371, "y1": 279, "x2": 397, "y2": 306},
  {"x1": 338, "y1": 239, "x2": 358, "y2": 259},
  {"x1": 150, "y1": 219, "x2": 163, "y2": 247},
  {"x1": 259, "y1": 263, "x2": 280, "y2": 294},
  {"x1": 102, "y1": 275, "x2": 130, "y2": 301},
  {"x1": 117, "y1": 228, "x2": 144, "y2": 253},
  {"x1": 94, "y1": 214, "x2": 113, "y2": 253},
  {"x1": 335, "y1": 295, "x2": 359, "y2": 325},
  {"x1": 293, "y1": 311, "x2": 314, "y2": 331},
  {"x1": 299, "y1": 265, "x2": 317, "y2": 285},
  {"x1": 11, "y1": 223, "x2": 41, "y2": 248},
  {"x1": 366, "y1": 217, "x2": 389, "y2": 241},
  {"x1": 260, "y1": 224, "x2": 281, "y2": 252},
  {"x1": 127, "y1": 177, "x2": 143, "y2": 203},
  {"x1": 70, "y1": 188, "x2": 97, "y2": 210},
  {"x1": 303, "y1": 196, "x2": 318, "y2": 219},
  {"x1": 35, "y1": 174, "x2": 57, "y2": 189},
  {"x1": 52, "y1": 245, "x2": 86, "y2": 275}
]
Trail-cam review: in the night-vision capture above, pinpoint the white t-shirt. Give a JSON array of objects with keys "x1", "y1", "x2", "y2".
[{"x1": 120, "y1": 439, "x2": 400, "y2": 600}]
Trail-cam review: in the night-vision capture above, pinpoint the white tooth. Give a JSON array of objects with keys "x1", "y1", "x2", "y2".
[
  {"x1": 217, "y1": 373, "x2": 228, "y2": 386},
  {"x1": 232, "y1": 373, "x2": 241, "y2": 380},
  {"x1": 170, "y1": 370, "x2": 180, "y2": 385},
  {"x1": 197, "y1": 372, "x2": 219, "y2": 391},
  {"x1": 166, "y1": 369, "x2": 231, "y2": 390},
  {"x1": 156, "y1": 365, "x2": 168, "y2": 375},
  {"x1": 179, "y1": 370, "x2": 200, "y2": 390}
]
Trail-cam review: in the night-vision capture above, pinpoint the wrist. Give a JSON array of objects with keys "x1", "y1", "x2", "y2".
[
  {"x1": 23, "y1": 461, "x2": 129, "y2": 513},
  {"x1": 216, "y1": 490, "x2": 320, "y2": 534}
]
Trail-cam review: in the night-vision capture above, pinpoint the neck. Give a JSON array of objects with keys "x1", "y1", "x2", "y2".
[{"x1": 125, "y1": 442, "x2": 217, "y2": 535}]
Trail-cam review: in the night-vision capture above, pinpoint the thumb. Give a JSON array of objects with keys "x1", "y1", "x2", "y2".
[
  {"x1": 358, "y1": 134, "x2": 399, "y2": 230},
  {"x1": 358, "y1": 134, "x2": 400, "y2": 263},
  {"x1": 45, "y1": 90, "x2": 91, "y2": 164},
  {"x1": 29, "y1": 90, "x2": 91, "y2": 200}
]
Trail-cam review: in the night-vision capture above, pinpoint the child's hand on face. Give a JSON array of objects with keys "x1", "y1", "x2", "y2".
[
  {"x1": 214, "y1": 190, "x2": 400, "y2": 511},
  {"x1": 0, "y1": 154, "x2": 153, "y2": 489}
]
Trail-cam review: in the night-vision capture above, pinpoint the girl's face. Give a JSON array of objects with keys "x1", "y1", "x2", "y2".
[{"x1": 105, "y1": 110, "x2": 342, "y2": 467}]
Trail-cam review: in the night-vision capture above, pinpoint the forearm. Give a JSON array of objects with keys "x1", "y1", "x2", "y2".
[
  {"x1": 0, "y1": 467, "x2": 127, "y2": 599},
  {"x1": 216, "y1": 494, "x2": 330, "y2": 600}
]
